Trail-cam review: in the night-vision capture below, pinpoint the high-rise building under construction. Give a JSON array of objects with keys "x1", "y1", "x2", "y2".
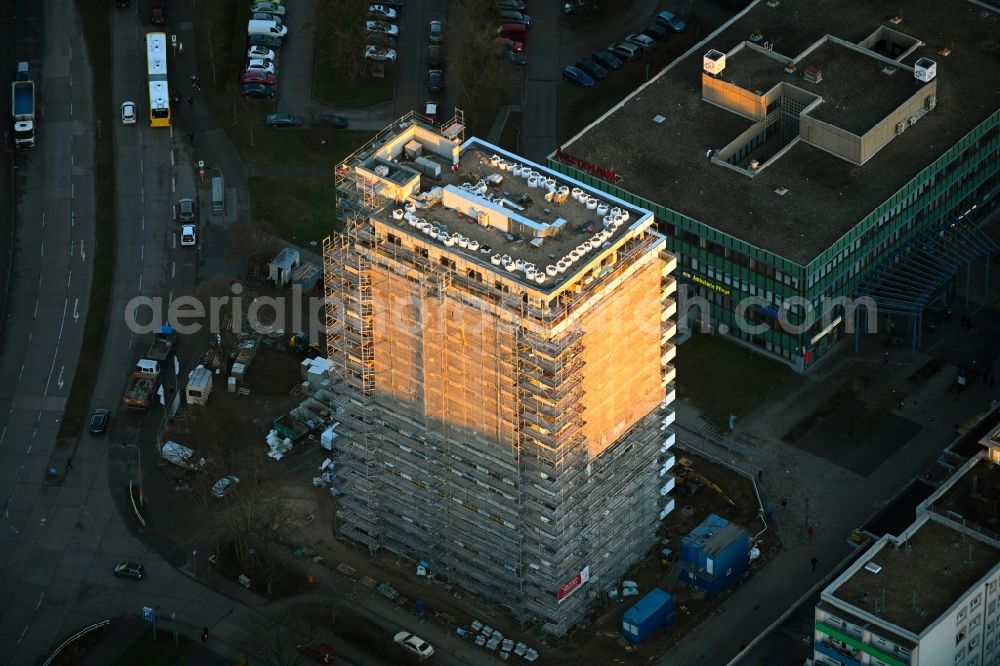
[{"x1": 325, "y1": 113, "x2": 677, "y2": 635}]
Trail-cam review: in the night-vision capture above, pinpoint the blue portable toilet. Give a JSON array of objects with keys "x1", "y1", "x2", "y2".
[{"x1": 621, "y1": 588, "x2": 673, "y2": 642}]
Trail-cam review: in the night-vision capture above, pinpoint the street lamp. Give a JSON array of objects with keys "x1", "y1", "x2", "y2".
[{"x1": 121, "y1": 442, "x2": 144, "y2": 506}]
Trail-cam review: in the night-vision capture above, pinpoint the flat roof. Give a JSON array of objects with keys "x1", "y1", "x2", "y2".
[
  {"x1": 565, "y1": 0, "x2": 1000, "y2": 264},
  {"x1": 370, "y1": 142, "x2": 655, "y2": 291},
  {"x1": 829, "y1": 519, "x2": 999, "y2": 635},
  {"x1": 928, "y1": 455, "x2": 1000, "y2": 540}
]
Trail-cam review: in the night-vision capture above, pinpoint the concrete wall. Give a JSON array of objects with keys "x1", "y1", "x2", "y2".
[{"x1": 859, "y1": 80, "x2": 937, "y2": 165}]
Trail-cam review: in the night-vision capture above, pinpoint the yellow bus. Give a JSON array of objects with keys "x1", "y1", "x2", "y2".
[{"x1": 146, "y1": 33, "x2": 171, "y2": 127}]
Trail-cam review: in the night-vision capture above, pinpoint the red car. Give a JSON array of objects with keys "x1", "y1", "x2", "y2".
[
  {"x1": 241, "y1": 71, "x2": 277, "y2": 85},
  {"x1": 151, "y1": 5, "x2": 165, "y2": 25},
  {"x1": 496, "y1": 37, "x2": 523, "y2": 53},
  {"x1": 297, "y1": 642, "x2": 335, "y2": 664}
]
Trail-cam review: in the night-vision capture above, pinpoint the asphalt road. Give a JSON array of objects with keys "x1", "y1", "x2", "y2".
[{"x1": 393, "y1": 0, "x2": 448, "y2": 121}]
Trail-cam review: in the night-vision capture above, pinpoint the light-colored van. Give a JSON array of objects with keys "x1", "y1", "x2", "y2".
[{"x1": 248, "y1": 19, "x2": 288, "y2": 37}]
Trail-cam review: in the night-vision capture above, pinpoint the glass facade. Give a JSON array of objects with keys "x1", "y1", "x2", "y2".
[{"x1": 550, "y1": 109, "x2": 1000, "y2": 370}]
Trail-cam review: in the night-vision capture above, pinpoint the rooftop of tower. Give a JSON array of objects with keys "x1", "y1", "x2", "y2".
[{"x1": 338, "y1": 121, "x2": 659, "y2": 293}]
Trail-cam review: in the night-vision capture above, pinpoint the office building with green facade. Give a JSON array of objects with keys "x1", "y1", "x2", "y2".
[{"x1": 552, "y1": 0, "x2": 999, "y2": 370}]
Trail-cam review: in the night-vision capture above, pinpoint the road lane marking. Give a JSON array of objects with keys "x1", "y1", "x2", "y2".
[
  {"x1": 80, "y1": 239, "x2": 86, "y2": 262},
  {"x1": 142, "y1": 215, "x2": 145, "y2": 232},
  {"x1": 140, "y1": 158, "x2": 144, "y2": 174},
  {"x1": 140, "y1": 245, "x2": 144, "y2": 262},
  {"x1": 39, "y1": 240, "x2": 43, "y2": 257},
  {"x1": 171, "y1": 176, "x2": 176, "y2": 193},
  {"x1": 71, "y1": 210, "x2": 75, "y2": 228},
  {"x1": 170, "y1": 151, "x2": 174, "y2": 167},
  {"x1": 1, "y1": 426, "x2": 6, "y2": 443},
  {"x1": 42, "y1": 299, "x2": 68, "y2": 396},
  {"x1": 18, "y1": 364, "x2": 24, "y2": 381},
  {"x1": 35, "y1": 592, "x2": 44, "y2": 611},
  {"x1": 71, "y1": 181, "x2": 74, "y2": 199},
  {"x1": 171, "y1": 262, "x2": 176, "y2": 278},
  {"x1": 17, "y1": 624, "x2": 28, "y2": 644},
  {"x1": 33, "y1": 301, "x2": 38, "y2": 318},
  {"x1": 139, "y1": 274, "x2": 143, "y2": 292},
  {"x1": 67, "y1": 269, "x2": 72, "y2": 288},
  {"x1": 140, "y1": 185, "x2": 144, "y2": 203},
  {"x1": 41, "y1": 212, "x2": 44, "y2": 229},
  {"x1": 73, "y1": 298, "x2": 80, "y2": 322},
  {"x1": 57, "y1": 367, "x2": 64, "y2": 391},
  {"x1": 172, "y1": 233, "x2": 176, "y2": 249}
]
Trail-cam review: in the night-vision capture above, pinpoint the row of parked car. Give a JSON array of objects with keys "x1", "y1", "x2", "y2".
[
  {"x1": 562, "y1": 10, "x2": 686, "y2": 88},
  {"x1": 493, "y1": 0, "x2": 529, "y2": 65},
  {"x1": 242, "y1": 2, "x2": 289, "y2": 99},
  {"x1": 364, "y1": 3, "x2": 407, "y2": 62}
]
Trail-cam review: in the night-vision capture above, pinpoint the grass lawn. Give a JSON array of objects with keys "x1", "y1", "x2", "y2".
[
  {"x1": 115, "y1": 631, "x2": 191, "y2": 666},
  {"x1": 313, "y1": 1, "x2": 396, "y2": 108},
  {"x1": 675, "y1": 333, "x2": 793, "y2": 428},
  {"x1": 230, "y1": 117, "x2": 372, "y2": 166},
  {"x1": 249, "y1": 176, "x2": 339, "y2": 245}
]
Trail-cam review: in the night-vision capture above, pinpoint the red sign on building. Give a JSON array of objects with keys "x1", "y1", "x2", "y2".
[
  {"x1": 553, "y1": 149, "x2": 620, "y2": 185},
  {"x1": 556, "y1": 566, "x2": 591, "y2": 604}
]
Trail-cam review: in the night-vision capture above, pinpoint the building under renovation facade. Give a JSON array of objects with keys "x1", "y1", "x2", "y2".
[{"x1": 325, "y1": 113, "x2": 678, "y2": 635}]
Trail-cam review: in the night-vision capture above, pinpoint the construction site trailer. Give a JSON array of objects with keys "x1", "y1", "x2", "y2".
[{"x1": 185, "y1": 366, "x2": 213, "y2": 406}]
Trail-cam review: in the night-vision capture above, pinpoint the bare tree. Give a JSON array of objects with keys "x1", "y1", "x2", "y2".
[{"x1": 236, "y1": 612, "x2": 308, "y2": 666}]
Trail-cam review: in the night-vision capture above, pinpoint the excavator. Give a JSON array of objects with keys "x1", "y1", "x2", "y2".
[{"x1": 673, "y1": 457, "x2": 736, "y2": 506}]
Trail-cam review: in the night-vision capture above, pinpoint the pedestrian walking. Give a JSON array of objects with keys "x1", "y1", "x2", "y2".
[
  {"x1": 807, "y1": 525, "x2": 814, "y2": 541},
  {"x1": 811, "y1": 557, "x2": 818, "y2": 572},
  {"x1": 201, "y1": 627, "x2": 209, "y2": 644},
  {"x1": 757, "y1": 469, "x2": 763, "y2": 483},
  {"x1": 187, "y1": 96, "x2": 193, "y2": 106},
  {"x1": 780, "y1": 497, "x2": 787, "y2": 510},
  {"x1": 883, "y1": 351, "x2": 888, "y2": 365},
  {"x1": 187, "y1": 131, "x2": 194, "y2": 143},
  {"x1": 766, "y1": 506, "x2": 774, "y2": 521},
  {"x1": 179, "y1": 42, "x2": 184, "y2": 53}
]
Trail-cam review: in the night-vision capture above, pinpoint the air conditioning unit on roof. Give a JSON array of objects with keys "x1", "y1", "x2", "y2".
[{"x1": 895, "y1": 121, "x2": 907, "y2": 135}]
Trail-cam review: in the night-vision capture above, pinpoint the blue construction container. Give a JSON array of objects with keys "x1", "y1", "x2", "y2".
[
  {"x1": 680, "y1": 514, "x2": 749, "y2": 596},
  {"x1": 621, "y1": 588, "x2": 673, "y2": 642}
]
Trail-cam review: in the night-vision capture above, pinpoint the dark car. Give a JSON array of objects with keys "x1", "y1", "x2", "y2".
[
  {"x1": 177, "y1": 198, "x2": 196, "y2": 222},
  {"x1": 241, "y1": 71, "x2": 277, "y2": 85},
  {"x1": 242, "y1": 83, "x2": 277, "y2": 99},
  {"x1": 562, "y1": 65, "x2": 594, "y2": 88},
  {"x1": 428, "y1": 20, "x2": 443, "y2": 43},
  {"x1": 497, "y1": 10, "x2": 531, "y2": 26},
  {"x1": 266, "y1": 113, "x2": 304, "y2": 128},
  {"x1": 113, "y1": 562, "x2": 144, "y2": 580},
  {"x1": 642, "y1": 24, "x2": 669, "y2": 42},
  {"x1": 656, "y1": 10, "x2": 686, "y2": 32},
  {"x1": 314, "y1": 113, "x2": 349, "y2": 128},
  {"x1": 575, "y1": 59, "x2": 608, "y2": 80},
  {"x1": 150, "y1": 5, "x2": 165, "y2": 25},
  {"x1": 500, "y1": 50, "x2": 527, "y2": 65},
  {"x1": 427, "y1": 69, "x2": 443, "y2": 93},
  {"x1": 89, "y1": 408, "x2": 110, "y2": 434},
  {"x1": 249, "y1": 34, "x2": 283, "y2": 49},
  {"x1": 592, "y1": 50, "x2": 624, "y2": 71},
  {"x1": 428, "y1": 45, "x2": 443, "y2": 68},
  {"x1": 366, "y1": 33, "x2": 398, "y2": 48}
]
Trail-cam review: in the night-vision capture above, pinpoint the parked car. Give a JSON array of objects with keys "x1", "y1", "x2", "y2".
[
  {"x1": 241, "y1": 70, "x2": 277, "y2": 85},
  {"x1": 380, "y1": 0, "x2": 406, "y2": 6},
  {"x1": 394, "y1": 632, "x2": 434, "y2": 660},
  {"x1": 428, "y1": 44, "x2": 443, "y2": 67},
  {"x1": 89, "y1": 408, "x2": 111, "y2": 434},
  {"x1": 364, "y1": 45, "x2": 397, "y2": 62},
  {"x1": 609, "y1": 41, "x2": 641, "y2": 60},
  {"x1": 625, "y1": 33, "x2": 656, "y2": 51},
  {"x1": 246, "y1": 58, "x2": 276, "y2": 74},
  {"x1": 297, "y1": 642, "x2": 335, "y2": 664},
  {"x1": 250, "y1": 2, "x2": 286, "y2": 16},
  {"x1": 251, "y1": 12, "x2": 283, "y2": 26},
  {"x1": 656, "y1": 10, "x2": 686, "y2": 31},
  {"x1": 562, "y1": 65, "x2": 595, "y2": 88},
  {"x1": 177, "y1": 198, "x2": 196, "y2": 222},
  {"x1": 180, "y1": 224, "x2": 197, "y2": 247},
  {"x1": 368, "y1": 4, "x2": 397, "y2": 20},
  {"x1": 367, "y1": 20, "x2": 399, "y2": 36},
  {"x1": 424, "y1": 101, "x2": 438, "y2": 122},
  {"x1": 116, "y1": 0, "x2": 131, "y2": 8},
  {"x1": 501, "y1": 50, "x2": 527, "y2": 65},
  {"x1": 120, "y1": 101, "x2": 137, "y2": 125},
  {"x1": 427, "y1": 69, "x2": 443, "y2": 92},
  {"x1": 150, "y1": 5, "x2": 165, "y2": 25},
  {"x1": 642, "y1": 24, "x2": 669, "y2": 41},
  {"x1": 497, "y1": 10, "x2": 531, "y2": 26},
  {"x1": 496, "y1": 23, "x2": 527, "y2": 40},
  {"x1": 576, "y1": 59, "x2": 608, "y2": 80},
  {"x1": 266, "y1": 113, "x2": 304, "y2": 128},
  {"x1": 592, "y1": 50, "x2": 624, "y2": 70},
  {"x1": 314, "y1": 113, "x2": 349, "y2": 128},
  {"x1": 249, "y1": 34, "x2": 283, "y2": 48},
  {"x1": 242, "y1": 83, "x2": 277, "y2": 99},
  {"x1": 366, "y1": 33, "x2": 397, "y2": 48},
  {"x1": 496, "y1": 37, "x2": 523, "y2": 53},
  {"x1": 495, "y1": 0, "x2": 526, "y2": 10},
  {"x1": 113, "y1": 562, "x2": 144, "y2": 580},
  {"x1": 247, "y1": 46, "x2": 276, "y2": 60},
  {"x1": 211, "y1": 476, "x2": 240, "y2": 498},
  {"x1": 428, "y1": 20, "x2": 443, "y2": 43}
]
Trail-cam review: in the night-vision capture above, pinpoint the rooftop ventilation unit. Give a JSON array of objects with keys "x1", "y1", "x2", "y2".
[
  {"x1": 864, "y1": 562, "x2": 882, "y2": 574},
  {"x1": 703, "y1": 49, "x2": 726, "y2": 75},
  {"x1": 653, "y1": 114, "x2": 666, "y2": 124},
  {"x1": 803, "y1": 66, "x2": 822, "y2": 83},
  {"x1": 914, "y1": 57, "x2": 937, "y2": 82}
]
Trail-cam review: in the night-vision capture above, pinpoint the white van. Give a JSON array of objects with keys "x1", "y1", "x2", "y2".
[{"x1": 248, "y1": 19, "x2": 288, "y2": 37}]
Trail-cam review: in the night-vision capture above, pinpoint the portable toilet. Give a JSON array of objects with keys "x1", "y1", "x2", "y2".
[
  {"x1": 622, "y1": 588, "x2": 673, "y2": 642},
  {"x1": 211, "y1": 176, "x2": 225, "y2": 215},
  {"x1": 185, "y1": 365, "x2": 213, "y2": 406}
]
